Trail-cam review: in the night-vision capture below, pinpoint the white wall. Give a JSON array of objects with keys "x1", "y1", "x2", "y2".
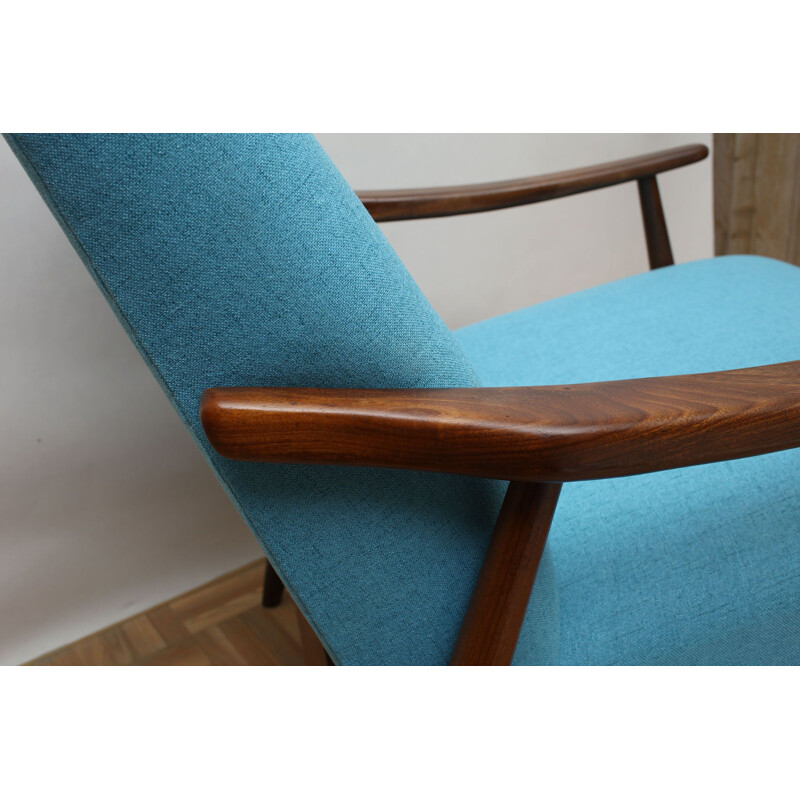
[{"x1": 0, "y1": 134, "x2": 713, "y2": 664}]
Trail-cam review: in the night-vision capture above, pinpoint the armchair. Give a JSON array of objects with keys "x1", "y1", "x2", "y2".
[{"x1": 7, "y1": 134, "x2": 800, "y2": 666}]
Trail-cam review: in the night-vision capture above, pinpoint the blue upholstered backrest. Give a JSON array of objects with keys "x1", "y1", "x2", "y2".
[{"x1": 5, "y1": 134, "x2": 557, "y2": 664}]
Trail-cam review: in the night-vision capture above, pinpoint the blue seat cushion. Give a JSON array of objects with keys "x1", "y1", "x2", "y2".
[{"x1": 456, "y1": 255, "x2": 800, "y2": 664}]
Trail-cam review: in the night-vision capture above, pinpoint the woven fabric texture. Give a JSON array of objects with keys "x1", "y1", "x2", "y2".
[
  {"x1": 457, "y1": 255, "x2": 800, "y2": 664},
  {"x1": 4, "y1": 133, "x2": 559, "y2": 665}
]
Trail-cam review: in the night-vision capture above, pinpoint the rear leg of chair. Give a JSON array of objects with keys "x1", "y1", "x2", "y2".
[
  {"x1": 263, "y1": 558, "x2": 332, "y2": 664},
  {"x1": 262, "y1": 559, "x2": 285, "y2": 608},
  {"x1": 450, "y1": 481, "x2": 562, "y2": 666},
  {"x1": 296, "y1": 606, "x2": 334, "y2": 665}
]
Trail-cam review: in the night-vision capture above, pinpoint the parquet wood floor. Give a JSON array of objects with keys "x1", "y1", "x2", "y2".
[{"x1": 27, "y1": 560, "x2": 305, "y2": 666}]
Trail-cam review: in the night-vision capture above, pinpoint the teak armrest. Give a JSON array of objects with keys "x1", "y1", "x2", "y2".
[
  {"x1": 201, "y1": 362, "x2": 800, "y2": 665},
  {"x1": 356, "y1": 144, "x2": 708, "y2": 222},
  {"x1": 200, "y1": 360, "x2": 800, "y2": 483}
]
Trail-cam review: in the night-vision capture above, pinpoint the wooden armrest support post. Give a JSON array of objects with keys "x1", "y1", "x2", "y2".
[{"x1": 449, "y1": 480, "x2": 563, "y2": 665}]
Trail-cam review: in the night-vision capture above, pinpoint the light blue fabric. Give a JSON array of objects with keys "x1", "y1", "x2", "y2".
[
  {"x1": 3, "y1": 133, "x2": 559, "y2": 666},
  {"x1": 457, "y1": 255, "x2": 800, "y2": 664},
  {"x1": 9, "y1": 132, "x2": 799, "y2": 666}
]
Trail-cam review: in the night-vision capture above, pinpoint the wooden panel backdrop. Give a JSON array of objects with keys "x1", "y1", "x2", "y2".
[{"x1": 715, "y1": 133, "x2": 800, "y2": 264}]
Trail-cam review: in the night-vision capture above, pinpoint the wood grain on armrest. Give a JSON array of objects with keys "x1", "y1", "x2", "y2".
[
  {"x1": 200, "y1": 360, "x2": 800, "y2": 482},
  {"x1": 357, "y1": 144, "x2": 708, "y2": 222}
]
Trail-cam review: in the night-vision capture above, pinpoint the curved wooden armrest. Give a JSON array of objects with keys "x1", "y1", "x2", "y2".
[
  {"x1": 200, "y1": 360, "x2": 800, "y2": 483},
  {"x1": 357, "y1": 144, "x2": 708, "y2": 222}
]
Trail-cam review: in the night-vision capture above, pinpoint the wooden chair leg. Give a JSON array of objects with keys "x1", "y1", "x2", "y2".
[
  {"x1": 296, "y1": 606, "x2": 334, "y2": 666},
  {"x1": 450, "y1": 481, "x2": 562, "y2": 666},
  {"x1": 637, "y1": 175, "x2": 674, "y2": 269},
  {"x1": 262, "y1": 559, "x2": 285, "y2": 608}
]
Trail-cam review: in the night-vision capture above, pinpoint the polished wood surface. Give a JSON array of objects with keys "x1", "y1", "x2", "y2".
[
  {"x1": 637, "y1": 176, "x2": 674, "y2": 268},
  {"x1": 450, "y1": 481, "x2": 561, "y2": 666},
  {"x1": 201, "y1": 360, "x2": 800, "y2": 484},
  {"x1": 357, "y1": 144, "x2": 708, "y2": 222},
  {"x1": 28, "y1": 560, "x2": 305, "y2": 666}
]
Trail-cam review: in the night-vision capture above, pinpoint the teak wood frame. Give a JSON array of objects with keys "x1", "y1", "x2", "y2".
[{"x1": 199, "y1": 142, "x2": 799, "y2": 666}]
